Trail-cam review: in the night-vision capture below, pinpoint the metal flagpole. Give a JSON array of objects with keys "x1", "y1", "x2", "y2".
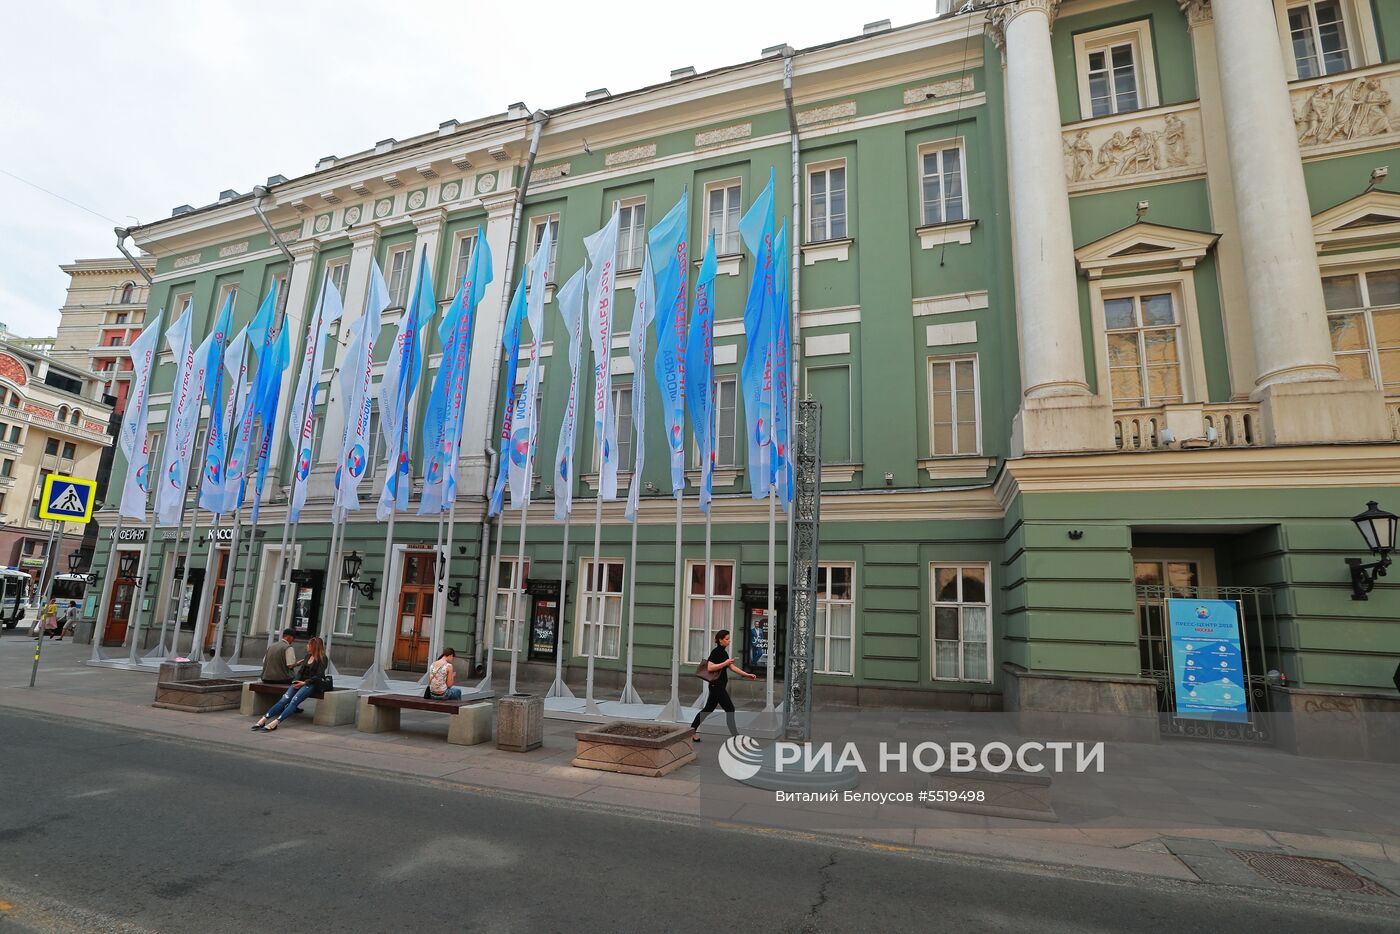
[
  {"x1": 170, "y1": 414, "x2": 217, "y2": 659},
  {"x1": 765, "y1": 489, "x2": 776, "y2": 711},
  {"x1": 360, "y1": 500, "x2": 398, "y2": 694},
  {"x1": 582, "y1": 489, "x2": 604, "y2": 714},
  {"x1": 658, "y1": 493, "x2": 684, "y2": 721},
  {"x1": 88, "y1": 516, "x2": 123, "y2": 663},
  {"x1": 546, "y1": 517, "x2": 574, "y2": 697},
  {"x1": 477, "y1": 516, "x2": 505, "y2": 692},
  {"x1": 319, "y1": 505, "x2": 346, "y2": 677},
  {"x1": 692, "y1": 502, "x2": 713, "y2": 712},
  {"x1": 125, "y1": 517, "x2": 158, "y2": 663},
  {"x1": 619, "y1": 509, "x2": 643, "y2": 705},
  {"x1": 427, "y1": 501, "x2": 458, "y2": 681},
  {"x1": 506, "y1": 503, "x2": 529, "y2": 695},
  {"x1": 134, "y1": 513, "x2": 163, "y2": 661},
  {"x1": 203, "y1": 336, "x2": 256, "y2": 676},
  {"x1": 187, "y1": 513, "x2": 223, "y2": 661},
  {"x1": 417, "y1": 515, "x2": 445, "y2": 686},
  {"x1": 229, "y1": 423, "x2": 266, "y2": 665},
  {"x1": 161, "y1": 486, "x2": 200, "y2": 658}
]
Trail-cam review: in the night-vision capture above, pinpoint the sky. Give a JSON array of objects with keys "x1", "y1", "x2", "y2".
[{"x1": 0, "y1": 0, "x2": 952, "y2": 341}]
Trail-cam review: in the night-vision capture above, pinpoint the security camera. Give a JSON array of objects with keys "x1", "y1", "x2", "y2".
[{"x1": 1372, "y1": 166, "x2": 1389, "y2": 184}]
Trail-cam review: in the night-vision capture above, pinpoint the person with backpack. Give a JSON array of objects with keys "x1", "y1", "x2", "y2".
[
  {"x1": 690, "y1": 629, "x2": 757, "y2": 742},
  {"x1": 426, "y1": 648, "x2": 461, "y2": 700}
]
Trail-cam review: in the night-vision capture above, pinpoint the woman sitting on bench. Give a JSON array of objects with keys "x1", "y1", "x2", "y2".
[
  {"x1": 426, "y1": 648, "x2": 461, "y2": 700},
  {"x1": 253, "y1": 637, "x2": 330, "y2": 732}
]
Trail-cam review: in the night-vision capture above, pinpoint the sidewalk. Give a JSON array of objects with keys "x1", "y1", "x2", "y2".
[{"x1": 6, "y1": 633, "x2": 1400, "y2": 896}]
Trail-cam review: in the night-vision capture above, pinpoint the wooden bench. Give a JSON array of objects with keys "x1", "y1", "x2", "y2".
[
  {"x1": 240, "y1": 681, "x2": 358, "y2": 726},
  {"x1": 357, "y1": 693, "x2": 493, "y2": 746}
]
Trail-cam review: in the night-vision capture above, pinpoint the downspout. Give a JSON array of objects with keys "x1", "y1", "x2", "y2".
[
  {"x1": 473, "y1": 109, "x2": 549, "y2": 670},
  {"x1": 251, "y1": 186, "x2": 296, "y2": 328},
  {"x1": 782, "y1": 48, "x2": 802, "y2": 562},
  {"x1": 113, "y1": 228, "x2": 153, "y2": 285}
]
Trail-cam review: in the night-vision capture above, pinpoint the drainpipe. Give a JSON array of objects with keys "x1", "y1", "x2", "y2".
[
  {"x1": 251, "y1": 186, "x2": 296, "y2": 328},
  {"x1": 472, "y1": 108, "x2": 549, "y2": 670},
  {"x1": 113, "y1": 228, "x2": 153, "y2": 285},
  {"x1": 782, "y1": 48, "x2": 803, "y2": 570}
]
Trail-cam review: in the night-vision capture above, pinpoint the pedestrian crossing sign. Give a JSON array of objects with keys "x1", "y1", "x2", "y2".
[{"x1": 39, "y1": 474, "x2": 96, "y2": 523}]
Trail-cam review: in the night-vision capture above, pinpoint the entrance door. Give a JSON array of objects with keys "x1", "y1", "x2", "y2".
[
  {"x1": 393, "y1": 552, "x2": 435, "y2": 672},
  {"x1": 205, "y1": 551, "x2": 229, "y2": 650},
  {"x1": 102, "y1": 579, "x2": 136, "y2": 646}
]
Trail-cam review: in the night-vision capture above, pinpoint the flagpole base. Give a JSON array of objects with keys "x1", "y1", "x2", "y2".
[
  {"x1": 618, "y1": 681, "x2": 643, "y2": 706},
  {"x1": 658, "y1": 696, "x2": 683, "y2": 723},
  {"x1": 359, "y1": 665, "x2": 392, "y2": 695},
  {"x1": 692, "y1": 685, "x2": 708, "y2": 710},
  {"x1": 327, "y1": 659, "x2": 341, "y2": 678},
  {"x1": 583, "y1": 697, "x2": 602, "y2": 716},
  {"x1": 546, "y1": 678, "x2": 575, "y2": 699},
  {"x1": 202, "y1": 656, "x2": 233, "y2": 678},
  {"x1": 141, "y1": 642, "x2": 167, "y2": 661},
  {"x1": 474, "y1": 674, "x2": 493, "y2": 693}
]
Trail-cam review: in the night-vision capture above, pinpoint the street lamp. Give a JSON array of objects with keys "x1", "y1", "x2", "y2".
[
  {"x1": 341, "y1": 550, "x2": 377, "y2": 600},
  {"x1": 1347, "y1": 500, "x2": 1397, "y2": 600},
  {"x1": 119, "y1": 551, "x2": 139, "y2": 579}
]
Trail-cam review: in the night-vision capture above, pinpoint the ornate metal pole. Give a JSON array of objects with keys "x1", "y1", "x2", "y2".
[{"x1": 782, "y1": 399, "x2": 821, "y2": 743}]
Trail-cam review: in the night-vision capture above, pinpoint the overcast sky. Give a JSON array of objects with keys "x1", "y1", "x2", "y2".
[{"x1": 1, "y1": 0, "x2": 951, "y2": 341}]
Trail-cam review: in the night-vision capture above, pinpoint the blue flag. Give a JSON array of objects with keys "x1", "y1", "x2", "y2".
[
  {"x1": 739, "y1": 168, "x2": 777, "y2": 499},
  {"x1": 488, "y1": 280, "x2": 529, "y2": 517},
  {"x1": 649, "y1": 192, "x2": 689, "y2": 495},
  {"x1": 625, "y1": 247, "x2": 655, "y2": 523},
  {"x1": 197, "y1": 292, "x2": 236, "y2": 513},
  {"x1": 553, "y1": 267, "x2": 589, "y2": 522},
  {"x1": 685, "y1": 231, "x2": 718, "y2": 512},
  {"x1": 222, "y1": 283, "x2": 279, "y2": 513},
  {"x1": 771, "y1": 221, "x2": 793, "y2": 507},
  {"x1": 248, "y1": 322, "x2": 289, "y2": 524},
  {"x1": 379, "y1": 255, "x2": 432, "y2": 518}
]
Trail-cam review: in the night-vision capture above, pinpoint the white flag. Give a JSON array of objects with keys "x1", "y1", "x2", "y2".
[
  {"x1": 287, "y1": 276, "x2": 344, "y2": 522},
  {"x1": 154, "y1": 302, "x2": 209, "y2": 526},
  {"x1": 334, "y1": 274, "x2": 383, "y2": 512},
  {"x1": 507, "y1": 226, "x2": 551, "y2": 510},
  {"x1": 552, "y1": 267, "x2": 588, "y2": 521},
  {"x1": 626, "y1": 249, "x2": 655, "y2": 522},
  {"x1": 584, "y1": 210, "x2": 621, "y2": 500},
  {"x1": 117, "y1": 309, "x2": 164, "y2": 521}
]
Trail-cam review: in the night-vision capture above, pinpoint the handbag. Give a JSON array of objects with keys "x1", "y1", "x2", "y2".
[
  {"x1": 317, "y1": 675, "x2": 335, "y2": 692},
  {"x1": 694, "y1": 659, "x2": 719, "y2": 683}
]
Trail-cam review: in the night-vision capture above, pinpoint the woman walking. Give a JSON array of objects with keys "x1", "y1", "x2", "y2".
[
  {"x1": 691, "y1": 629, "x2": 756, "y2": 742},
  {"x1": 252, "y1": 637, "x2": 329, "y2": 732}
]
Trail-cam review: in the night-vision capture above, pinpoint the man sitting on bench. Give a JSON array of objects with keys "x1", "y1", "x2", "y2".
[
  {"x1": 260, "y1": 628, "x2": 299, "y2": 685},
  {"x1": 426, "y1": 648, "x2": 461, "y2": 700}
]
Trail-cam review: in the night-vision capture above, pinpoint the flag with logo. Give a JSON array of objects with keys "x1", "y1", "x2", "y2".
[
  {"x1": 203, "y1": 321, "x2": 251, "y2": 514},
  {"x1": 154, "y1": 301, "x2": 204, "y2": 525},
  {"x1": 248, "y1": 321, "x2": 290, "y2": 525},
  {"x1": 287, "y1": 275, "x2": 344, "y2": 522},
  {"x1": 506, "y1": 225, "x2": 551, "y2": 510},
  {"x1": 117, "y1": 308, "x2": 164, "y2": 520},
  {"x1": 648, "y1": 192, "x2": 689, "y2": 495},
  {"x1": 584, "y1": 211, "x2": 621, "y2": 500},
  {"x1": 379, "y1": 256, "x2": 432, "y2": 520},
  {"x1": 771, "y1": 221, "x2": 793, "y2": 506},
  {"x1": 487, "y1": 280, "x2": 528, "y2": 517},
  {"x1": 334, "y1": 267, "x2": 384, "y2": 513},
  {"x1": 739, "y1": 168, "x2": 777, "y2": 499},
  {"x1": 196, "y1": 293, "x2": 236, "y2": 513},
  {"x1": 220, "y1": 283, "x2": 279, "y2": 514},
  {"x1": 685, "y1": 231, "x2": 718, "y2": 513},
  {"x1": 625, "y1": 247, "x2": 655, "y2": 523},
  {"x1": 552, "y1": 266, "x2": 588, "y2": 521}
]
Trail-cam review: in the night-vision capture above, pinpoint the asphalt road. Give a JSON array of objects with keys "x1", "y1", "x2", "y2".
[{"x1": 2, "y1": 710, "x2": 1397, "y2": 933}]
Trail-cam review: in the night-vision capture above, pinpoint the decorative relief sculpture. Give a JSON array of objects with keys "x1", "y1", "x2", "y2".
[
  {"x1": 1295, "y1": 75, "x2": 1396, "y2": 146},
  {"x1": 1064, "y1": 110, "x2": 1196, "y2": 185}
]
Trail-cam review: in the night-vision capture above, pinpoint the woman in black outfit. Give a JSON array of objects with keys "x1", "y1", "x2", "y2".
[
  {"x1": 253, "y1": 637, "x2": 329, "y2": 732},
  {"x1": 691, "y1": 629, "x2": 757, "y2": 742}
]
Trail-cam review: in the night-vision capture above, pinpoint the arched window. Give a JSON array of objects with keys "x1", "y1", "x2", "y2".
[
  {"x1": 56, "y1": 405, "x2": 68, "y2": 423},
  {"x1": 71, "y1": 409, "x2": 82, "y2": 426},
  {"x1": 119, "y1": 282, "x2": 134, "y2": 304}
]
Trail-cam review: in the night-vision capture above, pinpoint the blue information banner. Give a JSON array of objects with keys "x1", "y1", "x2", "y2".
[{"x1": 1167, "y1": 598, "x2": 1248, "y2": 723}]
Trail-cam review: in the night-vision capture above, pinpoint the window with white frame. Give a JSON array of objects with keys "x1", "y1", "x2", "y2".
[
  {"x1": 808, "y1": 162, "x2": 847, "y2": 242},
  {"x1": 931, "y1": 564, "x2": 991, "y2": 682},
  {"x1": 1087, "y1": 42, "x2": 1139, "y2": 117},
  {"x1": 815, "y1": 564, "x2": 855, "y2": 675},
  {"x1": 451, "y1": 229, "x2": 479, "y2": 287},
  {"x1": 919, "y1": 144, "x2": 965, "y2": 227},
  {"x1": 1073, "y1": 22, "x2": 1157, "y2": 120},
  {"x1": 363, "y1": 404, "x2": 383, "y2": 482},
  {"x1": 927, "y1": 356, "x2": 979, "y2": 456},
  {"x1": 1288, "y1": 0, "x2": 1353, "y2": 78},
  {"x1": 576, "y1": 558, "x2": 624, "y2": 659},
  {"x1": 595, "y1": 386, "x2": 634, "y2": 473},
  {"x1": 706, "y1": 181, "x2": 742, "y2": 255},
  {"x1": 214, "y1": 283, "x2": 239, "y2": 314},
  {"x1": 187, "y1": 428, "x2": 206, "y2": 489},
  {"x1": 491, "y1": 557, "x2": 529, "y2": 652},
  {"x1": 1104, "y1": 292, "x2": 1184, "y2": 408},
  {"x1": 615, "y1": 199, "x2": 647, "y2": 270},
  {"x1": 1323, "y1": 268, "x2": 1400, "y2": 392},
  {"x1": 530, "y1": 214, "x2": 560, "y2": 283},
  {"x1": 327, "y1": 259, "x2": 350, "y2": 302},
  {"x1": 171, "y1": 292, "x2": 193, "y2": 318},
  {"x1": 685, "y1": 560, "x2": 735, "y2": 663},
  {"x1": 386, "y1": 246, "x2": 413, "y2": 308},
  {"x1": 146, "y1": 430, "x2": 164, "y2": 473},
  {"x1": 714, "y1": 376, "x2": 738, "y2": 467}
]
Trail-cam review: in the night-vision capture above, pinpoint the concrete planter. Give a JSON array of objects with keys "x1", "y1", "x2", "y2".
[
  {"x1": 573, "y1": 721, "x2": 697, "y2": 777},
  {"x1": 153, "y1": 678, "x2": 244, "y2": 713},
  {"x1": 496, "y1": 694, "x2": 544, "y2": 752},
  {"x1": 157, "y1": 660, "x2": 202, "y2": 684}
]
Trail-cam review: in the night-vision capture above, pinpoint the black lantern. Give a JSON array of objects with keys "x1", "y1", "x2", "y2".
[
  {"x1": 341, "y1": 550, "x2": 377, "y2": 601},
  {"x1": 118, "y1": 550, "x2": 139, "y2": 579},
  {"x1": 68, "y1": 549, "x2": 87, "y2": 574},
  {"x1": 1347, "y1": 500, "x2": 1396, "y2": 600}
]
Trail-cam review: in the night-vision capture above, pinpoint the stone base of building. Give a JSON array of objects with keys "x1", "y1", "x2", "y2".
[
  {"x1": 1001, "y1": 663, "x2": 1160, "y2": 744},
  {"x1": 1254, "y1": 378, "x2": 1392, "y2": 444},
  {"x1": 1267, "y1": 685, "x2": 1400, "y2": 763},
  {"x1": 1012, "y1": 395, "x2": 1116, "y2": 456}
]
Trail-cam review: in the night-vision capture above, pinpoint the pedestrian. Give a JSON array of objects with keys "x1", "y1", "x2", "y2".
[
  {"x1": 425, "y1": 648, "x2": 461, "y2": 700},
  {"x1": 259, "y1": 628, "x2": 299, "y2": 685},
  {"x1": 41, "y1": 600, "x2": 60, "y2": 640},
  {"x1": 690, "y1": 629, "x2": 757, "y2": 742},
  {"x1": 252, "y1": 637, "x2": 329, "y2": 732},
  {"x1": 62, "y1": 601, "x2": 79, "y2": 638}
]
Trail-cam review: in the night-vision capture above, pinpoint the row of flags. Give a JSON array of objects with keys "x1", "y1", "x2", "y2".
[{"x1": 114, "y1": 177, "x2": 795, "y2": 531}]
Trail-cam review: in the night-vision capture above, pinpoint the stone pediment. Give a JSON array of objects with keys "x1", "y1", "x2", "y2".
[
  {"x1": 1074, "y1": 222, "x2": 1220, "y2": 279},
  {"x1": 1312, "y1": 190, "x2": 1400, "y2": 252}
]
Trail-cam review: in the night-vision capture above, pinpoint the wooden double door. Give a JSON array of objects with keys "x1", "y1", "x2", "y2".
[
  {"x1": 101, "y1": 577, "x2": 136, "y2": 646},
  {"x1": 393, "y1": 552, "x2": 436, "y2": 672}
]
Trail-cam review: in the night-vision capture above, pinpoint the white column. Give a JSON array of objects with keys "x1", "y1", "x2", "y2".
[
  {"x1": 1210, "y1": 0, "x2": 1339, "y2": 389},
  {"x1": 460, "y1": 193, "x2": 520, "y2": 494},
  {"x1": 266, "y1": 239, "x2": 320, "y2": 483},
  {"x1": 316, "y1": 226, "x2": 381, "y2": 466}
]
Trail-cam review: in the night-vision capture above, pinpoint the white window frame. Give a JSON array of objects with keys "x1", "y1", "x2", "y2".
[
  {"x1": 692, "y1": 376, "x2": 739, "y2": 468},
  {"x1": 685, "y1": 559, "x2": 735, "y2": 664},
  {"x1": 926, "y1": 355, "x2": 981, "y2": 457},
  {"x1": 326, "y1": 259, "x2": 350, "y2": 303},
  {"x1": 1275, "y1": 0, "x2": 1379, "y2": 79},
  {"x1": 491, "y1": 556, "x2": 529, "y2": 653},
  {"x1": 214, "y1": 282, "x2": 239, "y2": 316},
  {"x1": 1321, "y1": 264, "x2": 1400, "y2": 392},
  {"x1": 614, "y1": 197, "x2": 647, "y2": 271},
  {"x1": 451, "y1": 228, "x2": 479, "y2": 287},
  {"x1": 385, "y1": 245, "x2": 413, "y2": 309},
  {"x1": 1102, "y1": 291, "x2": 1187, "y2": 408},
  {"x1": 1073, "y1": 21, "x2": 1158, "y2": 120},
  {"x1": 1281, "y1": 0, "x2": 1356, "y2": 79},
  {"x1": 929, "y1": 562, "x2": 992, "y2": 683},
  {"x1": 574, "y1": 557, "x2": 625, "y2": 659},
  {"x1": 530, "y1": 214, "x2": 560, "y2": 283},
  {"x1": 917, "y1": 140, "x2": 968, "y2": 228},
  {"x1": 807, "y1": 159, "x2": 848, "y2": 243},
  {"x1": 595, "y1": 385, "x2": 634, "y2": 473},
  {"x1": 814, "y1": 562, "x2": 856, "y2": 676},
  {"x1": 1089, "y1": 276, "x2": 1208, "y2": 409},
  {"x1": 704, "y1": 179, "x2": 742, "y2": 256}
]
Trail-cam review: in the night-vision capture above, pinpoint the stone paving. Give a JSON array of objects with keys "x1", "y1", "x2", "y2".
[{"x1": 6, "y1": 634, "x2": 1400, "y2": 891}]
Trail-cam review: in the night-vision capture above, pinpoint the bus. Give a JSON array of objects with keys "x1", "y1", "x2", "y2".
[
  {"x1": 0, "y1": 569, "x2": 30, "y2": 629},
  {"x1": 49, "y1": 574, "x2": 89, "y2": 608}
]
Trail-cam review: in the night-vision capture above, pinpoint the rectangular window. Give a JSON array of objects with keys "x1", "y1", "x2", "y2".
[
  {"x1": 326, "y1": 259, "x2": 351, "y2": 301},
  {"x1": 451, "y1": 229, "x2": 479, "y2": 287},
  {"x1": 931, "y1": 564, "x2": 991, "y2": 682},
  {"x1": 364, "y1": 405, "x2": 382, "y2": 482},
  {"x1": 927, "y1": 357, "x2": 980, "y2": 456},
  {"x1": 806, "y1": 365, "x2": 853, "y2": 464},
  {"x1": 9, "y1": 425, "x2": 19, "y2": 443},
  {"x1": 714, "y1": 376, "x2": 738, "y2": 467},
  {"x1": 1289, "y1": 0, "x2": 1352, "y2": 78},
  {"x1": 685, "y1": 560, "x2": 735, "y2": 663},
  {"x1": 919, "y1": 145, "x2": 966, "y2": 227},
  {"x1": 115, "y1": 312, "x2": 128, "y2": 325},
  {"x1": 61, "y1": 443, "x2": 75, "y2": 460},
  {"x1": 576, "y1": 558, "x2": 624, "y2": 659},
  {"x1": 44, "y1": 438, "x2": 58, "y2": 456},
  {"x1": 147, "y1": 430, "x2": 163, "y2": 470},
  {"x1": 1, "y1": 459, "x2": 12, "y2": 478},
  {"x1": 171, "y1": 292, "x2": 194, "y2": 317},
  {"x1": 386, "y1": 247, "x2": 413, "y2": 308},
  {"x1": 187, "y1": 428, "x2": 206, "y2": 489},
  {"x1": 530, "y1": 214, "x2": 560, "y2": 283},
  {"x1": 491, "y1": 557, "x2": 529, "y2": 652},
  {"x1": 1104, "y1": 292, "x2": 1184, "y2": 407},
  {"x1": 706, "y1": 181, "x2": 742, "y2": 255},
  {"x1": 1323, "y1": 269, "x2": 1400, "y2": 392},
  {"x1": 597, "y1": 386, "x2": 634, "y2": 473},
  {"x1": 815, "y1": 563, "x2": 855, "y2": 675},
  {"x1": 808, "y1": 162, "x2": 848, "y2": 242},
  {"x1": 1087, "y1": 42, "x2": 1140, "y2": 117},
  {"x1": 615, "y1": 199, "x2": 647, "y2": 271}
]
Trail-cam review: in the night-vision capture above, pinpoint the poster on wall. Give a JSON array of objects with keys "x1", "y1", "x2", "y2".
[{"x1": 1167, "y1": 598, "x2": 1248, "y2": 723}]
